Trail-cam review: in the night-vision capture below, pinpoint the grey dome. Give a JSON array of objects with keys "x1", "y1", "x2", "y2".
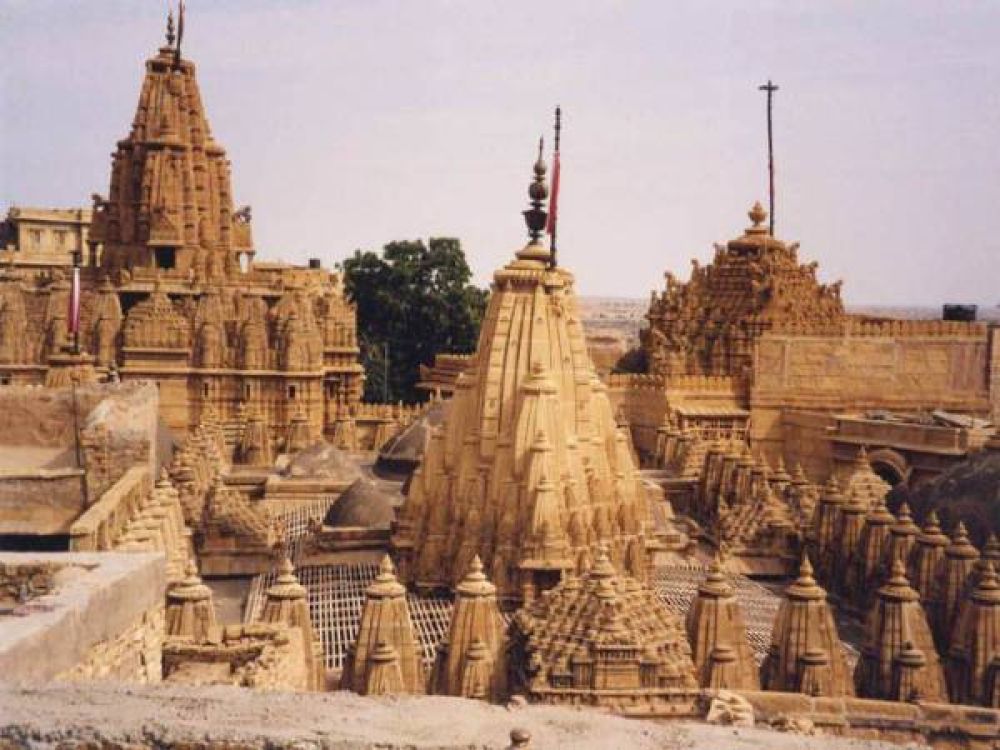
[
  {"x1": 323, "y1": 478, "x2": 402, "y2": 530},
  {"x1": 283, "y1": 442, "x2": 362, "y2": 482},
  {"x1": 376, "y1": 400, "x2": 449, "y2": 477}
]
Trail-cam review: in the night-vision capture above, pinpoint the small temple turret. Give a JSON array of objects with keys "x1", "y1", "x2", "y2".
[
  {"x1": 432, "y1": 556, "x2": 507, "y2": 701},
  {"x1": 342, "y1": 555, "x2": 425, "y2": 695},
  {"x1": 907, "y1": 510, "x2": 949, "y2": 604},
  {"x1": 854, "y1": 559, "x2": 946, "y2": 702},
  {"x1": 846, "y1": 492, "x2": 895, "y2": 610},
  {"x1": 165, "y1": 561, "x2": 217, "y2": 641},
  {"x1": 885, "y1": 502, "x2": 920, "y2": 576},
  {"x1": 761, "y1": 554, "x2": 852, "y2": 697},
  {"x1": 934, "y1": 522, "x2": 980, "y2": 649},
  {"x1": 946, "y1": 561, "x2": 1000, "y2": 706},
  {"x1": 831, "y1": 485, "x2": 868, "y2": 600},
  {"x1": 685, "y1": 557, "x2": 758, "y2": 689},
  {"x1": 811, "y1": 477, "x2": 845, "y2": 586},
  {"x1": 257, "y1": 557, "x2": 324, "y2": 690}
]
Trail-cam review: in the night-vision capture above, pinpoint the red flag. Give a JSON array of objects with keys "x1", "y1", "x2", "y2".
[
  {"x1": 546, "y1": 149, "x2": 560, "y2": 236},
  {"x1": 68, "y1": 266, "x2": 81, "y2": 336}
]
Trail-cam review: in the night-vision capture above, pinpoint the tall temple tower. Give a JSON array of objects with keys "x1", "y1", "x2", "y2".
[
  {"x1": 391, "y1": 144, "x2": 656, "y2": 606},
  {"x1": 89, "y1": 17, "x2": 250, "y2": 278},
  {"x1": 642, "y1": 202, "x2": 846, "y2": 380},
  {"x1": 0, "y1": 12, "x2": 370, "y2": 446}
]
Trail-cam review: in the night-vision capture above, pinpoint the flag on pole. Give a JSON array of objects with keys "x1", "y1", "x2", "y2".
[
  {"x1": 174, "y1": 0, "x2": 185, "y2": 67},
  {"x1": 68, "y1": 266, "x2": 81, "y2": 337},
  {"x1": 546, "y1": 148, "x2": 560, "y2": 237}
]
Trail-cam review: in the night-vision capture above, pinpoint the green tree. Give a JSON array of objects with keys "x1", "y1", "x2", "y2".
[
  {"x1": 342, "y1": 238, "x2": 488, "y2": 403},
  {"x1": 613, "y1": 346, "x2": 648, "y2": 374}
]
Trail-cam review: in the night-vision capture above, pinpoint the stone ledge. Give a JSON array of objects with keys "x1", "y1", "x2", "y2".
[{"x1": 0, "y1": 551, "x2": 165, "y2": 682}]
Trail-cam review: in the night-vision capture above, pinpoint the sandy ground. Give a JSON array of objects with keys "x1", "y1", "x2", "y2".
[{"x1": 0, "y1": 682, "x2": 923, "y2": 750}]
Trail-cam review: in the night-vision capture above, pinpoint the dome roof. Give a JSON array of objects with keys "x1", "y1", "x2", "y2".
[
  {"x1": 323, "y1": 478, "x2": 402, "y2": 530},
  {"x1": 283, "y1": 442, "x2": 362, "y2": 482},
  {"x1": 375, "y1": 399, "x2": 449, "y2": 476}
]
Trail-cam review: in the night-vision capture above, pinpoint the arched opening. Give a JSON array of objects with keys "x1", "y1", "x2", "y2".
[{"x1": 871, "y1": 460, "x2": 904, "y2": 488}]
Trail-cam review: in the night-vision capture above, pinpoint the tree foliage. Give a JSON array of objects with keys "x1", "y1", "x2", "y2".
[
  {"x1": 342, "y1": 238, "x2": 488, "y2": 403},
  {"x1": 613, "y1": 346, "x2": 648, "y2": 374}
]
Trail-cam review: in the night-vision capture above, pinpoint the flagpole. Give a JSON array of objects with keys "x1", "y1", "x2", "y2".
[
  {"x1": 70, "y1": 249, "x2": 81, "y2": 354},
  {"x1": 548, "y1": 105, "x2": 561, "y2": 269}
]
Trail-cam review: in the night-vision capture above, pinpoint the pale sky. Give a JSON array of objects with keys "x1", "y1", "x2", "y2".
[{"x1": 2, "y1": 1, "x2": 999, "y2": 306}]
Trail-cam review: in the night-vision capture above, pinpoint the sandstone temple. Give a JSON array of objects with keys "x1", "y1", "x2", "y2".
[
  {"x1": 0, "y1": 21, "x2": 398, "y2": 451},
  {"x1": 3, "y1": 8, "x2": 1000, "y2": 750}
]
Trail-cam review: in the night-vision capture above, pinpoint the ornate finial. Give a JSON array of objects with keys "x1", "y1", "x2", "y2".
[
  {"x1": 889, "y1": 556, "x2": 909, "y2": 584},
  {"x1": 166, "y1": 9, "x2": 176, "y2": 46},
  {"x1": 797, "y1": 551, "x2": 812, "y2": 577},
  {"x1": 748, "y1": 201, "x2": 767, "y2": 229},
  {"x1": 522, "y1": 138, "x2": 549, "y2": 244}
]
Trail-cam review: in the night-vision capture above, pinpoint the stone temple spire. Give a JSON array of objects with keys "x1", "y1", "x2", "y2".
[
  {"x1": 391, "y1": 140, "x2": 655, "y2": 606},
  {"x1": 685, "y1": 556, "x2": 758, "y2": 689},
  {"x1": 854, "y1": 558, "x2": 946, "y2": 702},
  {"x1": 762, "y1": 554, "x2": 852, "y2": 697},
  {"x1": 342, "y1": 555, "x2": 425, "y2": 695},
  {"x1": 89, "y1": 18, "x2": 253, "y2": 280}
]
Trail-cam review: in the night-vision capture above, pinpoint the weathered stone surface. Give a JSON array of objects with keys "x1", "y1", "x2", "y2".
[{"x1": 0, "y1": 552, "x2": 165, "y2": 683}]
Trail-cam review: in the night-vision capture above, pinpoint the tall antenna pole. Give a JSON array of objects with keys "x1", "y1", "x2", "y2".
[{"x1": 758, "y1": 79, "x2": 779, "y2": 235}]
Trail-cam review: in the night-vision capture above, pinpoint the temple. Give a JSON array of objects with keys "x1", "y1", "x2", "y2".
[
  {"x1": 391, "y1": 146, "x2": 660, "y2": 605},
  {"x1": 0, "y1": 20, "x2": 381, "y2": 448},
  {"x1": 5, "y1": 7, "x2": 1000, "y2": 748}
]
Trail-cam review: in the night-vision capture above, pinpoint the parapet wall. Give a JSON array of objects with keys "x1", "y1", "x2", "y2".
[
  {"x1": 0, "y1": 382, "x2": 159, "y2": 536},
  {"x1": 751, "y1": 329, "x2": 996, "y2": 463},
  {"x1": 753, "y1": 331, "x2": 992, "y2": 412},
  {"x1": 740, "y1": 689, "x2": 1000, "y2": 749},
  {"x1": 0, "y1": 552, "x2": 165, "y2": 683}
]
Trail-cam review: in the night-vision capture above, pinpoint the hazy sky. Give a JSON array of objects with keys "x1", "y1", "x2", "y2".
[{"x1": 2, "y1": 1, "x2": 999, "y2": 305}]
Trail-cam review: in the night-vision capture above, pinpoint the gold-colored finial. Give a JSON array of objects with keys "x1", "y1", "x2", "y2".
[{"x1": 748, "y1": 201, "x2": 767, "y2": 228}]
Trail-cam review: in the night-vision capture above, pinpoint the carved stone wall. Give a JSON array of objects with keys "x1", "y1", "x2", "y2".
[{"x1": 56, "y1": 604, "x2": 164, "y2": 684}]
